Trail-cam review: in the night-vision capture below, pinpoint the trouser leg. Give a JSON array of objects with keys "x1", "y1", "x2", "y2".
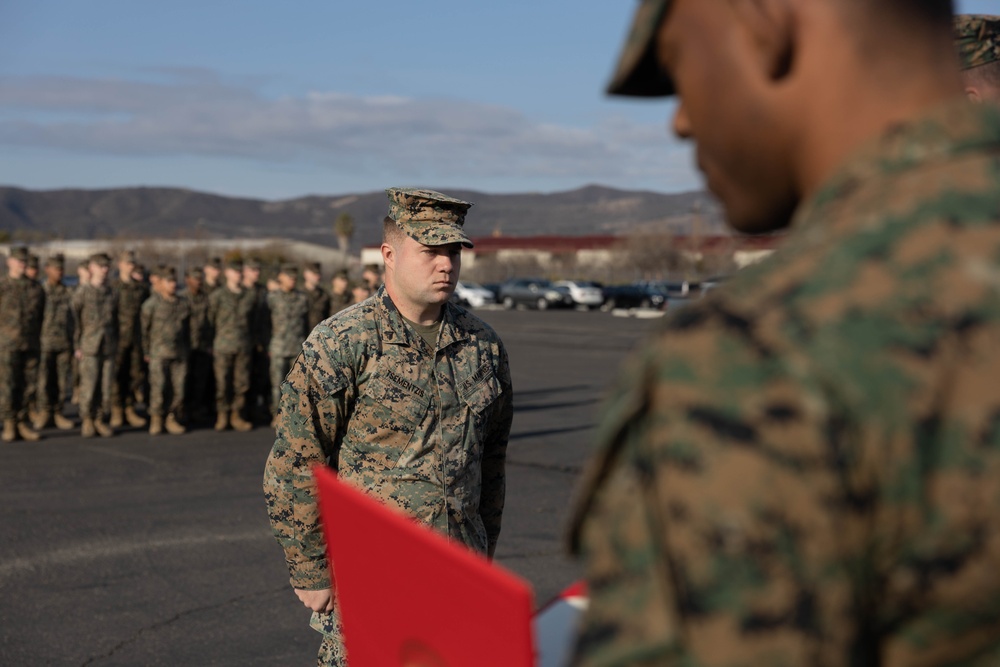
[
  {"x1": 78, "y1": 355, "x2": 99, "y2": 420},
  {"x1": 20, "y1": 351, "x2": 40, "y2": 422},
  {"x1": 148, "y1": 358, "x2": 166, "y2": 417},
  {"x1": 169, "y1": 358, "x2": 187, "y2": 418}
]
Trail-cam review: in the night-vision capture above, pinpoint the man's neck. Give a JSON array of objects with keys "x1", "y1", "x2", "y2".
[{"x1": 384, "y1": 282, "x2": 442, "y2": 325}]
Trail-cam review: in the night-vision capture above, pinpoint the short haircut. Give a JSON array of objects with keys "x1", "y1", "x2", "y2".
[
  {"x1": 382, "y1": 217, "x2": 405, "y2": 246},
  {"x1": 964, "y1": 60, "x2": 1000, "y2": 91}
]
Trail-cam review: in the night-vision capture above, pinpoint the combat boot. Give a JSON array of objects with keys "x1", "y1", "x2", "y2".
[
  {"x1": 214, "y1": 412, "x2": 229, "y2": 432},
  {"x1": 2, "y1": 419, "x2": 16, "y2": 442},
  {"x1": 110, "y1": 406, "x2": 124, "y2": 428},
  {"x1": 53, "y1": 413, "x2": 74, "y2": 430},
  {"x1": 81, "y1": 418, "x2": 96, "y2": 438},
  {"x1": 165, "y1": 414, "x2": 186, "y2": 435},
  {"x1": 230, "y1": 410, "x2": 253, "y2": 432},
  {"x1": 149, "y1": 415, "x2": 163, "y2": 436},
  {"x1": 125, "y1": 406, "x2": 147, "y2": 428},
  {"x1": 94, "y1": 419, "x2": 114, "y2": 438},
  {"x1": 32, "y1": 411, "x2": 51, "y2": 432},
  {"x1": 16, "y1": 422, "x2": 40, "y2": 442}
]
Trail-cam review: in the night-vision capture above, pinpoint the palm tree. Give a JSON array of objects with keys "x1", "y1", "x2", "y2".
[{"x1": 334, "y1": 212, "x2": 355, "y2": 254}]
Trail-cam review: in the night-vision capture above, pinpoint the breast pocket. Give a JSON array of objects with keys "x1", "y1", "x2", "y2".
[
  {"x1": 345, "y1": 374, "x2": 430, "y2": 470},
  {"x1": 459, "y1": 366, "x2": 501, "y2": 439}
]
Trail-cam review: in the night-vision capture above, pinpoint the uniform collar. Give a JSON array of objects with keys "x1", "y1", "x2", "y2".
[
  {"x1": 377, "y1": 286, "x2": 469, "y2": 351},
  {"x1": 794, "y1": 99, "x2": 1000, "y2": 233}
]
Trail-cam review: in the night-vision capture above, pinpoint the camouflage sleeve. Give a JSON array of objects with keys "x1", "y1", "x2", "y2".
[
  {"x1": 139, "y1": 297, "x2": 153, "y2": 358},
  {"x1": 71, "y1": 288, "x2": 83, "y2": 351},
  {"x1": 570, "y1": 319, "x2": 852, "y2": 666},
  {"x1": 263, "y1": 331, "x2": 353, "y2": 590},
  {"x1": 482, "y1": 342, "x2": 513, "y2": 558}
]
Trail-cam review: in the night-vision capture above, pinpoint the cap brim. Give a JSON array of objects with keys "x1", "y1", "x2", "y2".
[
  {"x1": 606, "y1": 0, "x2": 675, "y2": 97},
  {"x1": 405, "y1": 227, "x2": 474, "y2": 249}
]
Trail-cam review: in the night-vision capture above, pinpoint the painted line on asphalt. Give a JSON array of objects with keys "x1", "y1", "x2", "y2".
[{"x1": 0, "y1": 529, "x2": 270, "y2": 582}]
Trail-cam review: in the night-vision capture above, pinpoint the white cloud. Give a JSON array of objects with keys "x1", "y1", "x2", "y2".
[{"x1": 0, "y1": 72, "x2": 701, "y2": 194}]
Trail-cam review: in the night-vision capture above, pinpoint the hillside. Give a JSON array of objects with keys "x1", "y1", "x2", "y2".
[{"x1": 0, "y1": 184, "x2": 728, "y2": 247}]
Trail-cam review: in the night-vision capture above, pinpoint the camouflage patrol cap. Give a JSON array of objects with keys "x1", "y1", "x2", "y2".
[
  {"x1": 119, "y1": 250, "x2": 137, "y2": 264},
  {"x1": 304, "y1": 261, "x2": 322, "y2": 275},
  {"x1": 332, "y1": 268, "x2": 349, "y2": 280},
  {"x1": 46, "y1": 253, "x2": 65, "y2": 269},
  {"x1": 27, "y1": 254, "x2": 39, "y2": 270},
  {"x1": 154, "y1": 265, "x2": 177, "y2": 280},
  {"x1": 954, "y1": 14, "x2": 1000, "y2": 71},
  {"x1": 89, "y1": 252, "x2": 112, "y2": 267},
  {"x1": 8, "y1": 246, "x2": 29, "y2": 262},
  {"x1": 607, "y1": 0, "x2": 674, "y2": 97},
  {"x1": 186, "y1": 266, "x2": 205, "y2": 279},
  {"x1": 225, "y1": 258, "x2": 244, "y2": 271},
  {"x1": 205, "y1": 256, "x2": 222, "y2": 270},
  {"x1": 385, "y1": 187, "x2": 474, "y2": 248},
  {"x1": 279, "y1": 262, "x2": 299, "y2": 277},
  {"x1": 244, "y1": 257, "x2": 262, "y2": 270}
]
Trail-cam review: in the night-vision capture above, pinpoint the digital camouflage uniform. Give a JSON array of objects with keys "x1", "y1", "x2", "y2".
[
  {"x1": 112, "y1": 276, "x2": 149, "y2": 411},
  {"x1": 266, "y1": 285, "x2": 309, "y2": 416},
  {"x1": 209, "y1": 285, "x2": 255, "y2": 418},
  {"x1": 264, "y1": 188, "x2": 513, "y2": 666},
  {"x1": 37, "y1": 273, "x2": 75, "y2": 419},
  {"x1": 140, "y1": 291, "x2": 191, "y2": 421},
  {"x1": 185, "y1": 280, "x2": 214, "y2": 423},
  {"x1": 329, "y1": 290, "x2": 351, "y2": 316},
  {"x1": 0, "y1": 272, "x2": 45, "y2": 425},
  {"x1": 569, "y1": 101, "x2": 1000, "y2": 667},
  {"x1": 305, "y1": 285, "x2": 331, "y2": 332},
  {"x1": 247, "y1": 278, "x2": 272, "y2": 423},
  {"x1": 72, "y1": 282, "x2": 118, "y2": 422}
]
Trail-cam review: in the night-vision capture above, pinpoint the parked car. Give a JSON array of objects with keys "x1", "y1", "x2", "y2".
[
  {"x1": 553, "y1": 280, "x2": 605, "y2": 310},
  {"x1": 601, "y1": 283, "x2": 668, "y2": 310},
  {"x1": 452, "y1": 281, "x2": 496, "y2": 308},
  {"x1": 497, "y1": 278, "x2": 574, "y2": 310}
]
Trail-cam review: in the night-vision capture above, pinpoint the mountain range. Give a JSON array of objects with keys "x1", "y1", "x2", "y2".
[{"x1": 0, "y1": 184, "x2": 728, "y2": 249}]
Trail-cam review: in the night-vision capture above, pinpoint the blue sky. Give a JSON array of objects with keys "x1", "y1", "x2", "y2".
[{"x1": 1, "y1": 0, "x2": 996, "y2": 200}]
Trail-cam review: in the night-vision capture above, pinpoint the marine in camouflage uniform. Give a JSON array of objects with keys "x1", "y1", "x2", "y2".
[
  {"x1": 111, "y1": 250, "x2": 149, "y2": 428},
  {"x1": 244, "y1": 258, "x2": 272, "y2": 425},
  {"x1": 955, "y1": 15, "x2": 1000, "y2": 103},
  {"x1": 141, "y1": 266, "x2": 191, "y2": 435},
  {"x1": 35, "y1": 254, "x2": 75, "y2": 431},
  {"x1": 328, "y1": 269, "x2": 352, "y2": 315},
  {"x1": 266, "y1": 264, "x2": 309, "y2": 425},
  {"x1": 568, "y1": 2, "x2": 1000, "y2": 666},
  {"x1": 184, "y1": 267, "x2": 215, "y2": 425},
  {"x1": 264, "y1": 188, "x2": 514, "y2": 666},
  {"x1": 208, "y1": 259, "x2": 255, "y2": 432},
  {"x1": 0, "y1": 247, "x2": 45, "y2": 442},
  {"x1": 19, "y1": 253, "x2": 45, "y2": 436},
  {"x1": 72, "y1": 252, "x2": 118, "y2": 438},
  {"x1": 303, "y1": 262, "x2": 331, "y2": 331}
]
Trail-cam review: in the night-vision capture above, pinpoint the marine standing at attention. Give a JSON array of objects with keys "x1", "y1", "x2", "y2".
[
  {"x1": 264, "y1": 188, "x2": 514, "y2": 666},
  {"x1": 266, "y1": 263, "x2": 309, "y2": 428},
  {"x1": 569, "y1": 0, "x2": 1000, "y2": 665}
]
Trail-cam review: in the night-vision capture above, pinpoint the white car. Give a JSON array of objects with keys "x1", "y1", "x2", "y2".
[
  {"x1": 553, "y1": 280, "x2": 605, "y2": 309},
  {"x1": 453, "y1": 281, "x2": 496, "y2": 308}
]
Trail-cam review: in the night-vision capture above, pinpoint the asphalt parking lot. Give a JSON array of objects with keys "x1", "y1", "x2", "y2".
[{"x1": 0, "y1": 308, "x2": 659, "y2": 666}]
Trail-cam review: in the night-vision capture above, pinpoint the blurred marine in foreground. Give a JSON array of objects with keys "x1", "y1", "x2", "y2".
[{"x1": 569, "y1": 1, "x2": 1000, "y2": 665}]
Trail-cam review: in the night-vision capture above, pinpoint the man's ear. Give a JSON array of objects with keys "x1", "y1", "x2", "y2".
[
  {"x1": 733, "y1": 0, "x2": 796, "y2": 83},
  {"x1": 965, "y1": 85, "x2": 984, "y2": 103},
  {"x1": 380, "y1": 243, "x2": 395, "y2": 272}
]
